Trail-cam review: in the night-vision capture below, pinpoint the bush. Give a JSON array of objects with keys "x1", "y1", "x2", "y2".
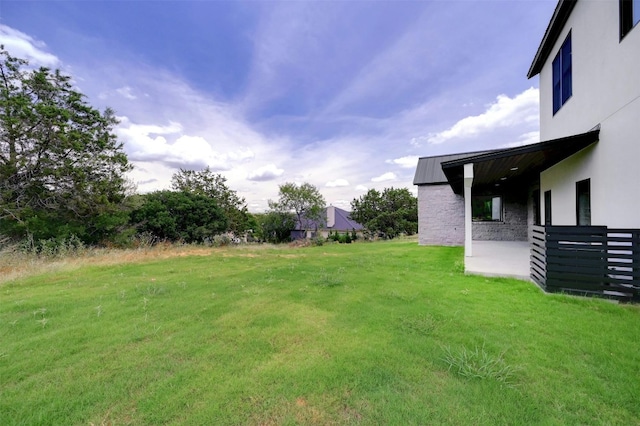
[
  {"x1": 338, "y1": 233, "x2": 352, "y2": 244},
  {"x1": 130, "y1": 191, "x2": 227, "y2": 244},
  {"x1": 257, "y1": 211, "x2": 295, "y2": 244},
  {"x1": 19, "y1": 234, "x2": 86, "y2": 257},
  {"x1": 312, "y1": 236, "x2": 325, "y2": 246},
  {"x1": 211, "y1": 234, "x2": 232, "y2": 247}
]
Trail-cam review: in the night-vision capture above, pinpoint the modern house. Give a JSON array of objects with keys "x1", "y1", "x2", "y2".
[
  {"x1": 291, "y1": 205, "x2": 364, "y2": 240},
  {"x1": 414, "y1": 0, "x2": 640, "y2": 301}
]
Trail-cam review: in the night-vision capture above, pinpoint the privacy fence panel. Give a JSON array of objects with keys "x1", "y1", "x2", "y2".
[{"x1": 530, "y1": 225, "x2": 640, "y2": 302}]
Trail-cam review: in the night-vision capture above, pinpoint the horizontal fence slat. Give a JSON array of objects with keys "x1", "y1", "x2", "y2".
[
  {"x1": 546, "y1": 279, "x2": 606, "y2": 292},
  {"x1": 529, "y1": 225, "x2": 640, "y2": 302}
]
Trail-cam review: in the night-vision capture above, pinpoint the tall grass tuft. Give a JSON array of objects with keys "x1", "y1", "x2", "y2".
[{"x1": 442, "y1": 344, "x2": 518, "y2": 387}]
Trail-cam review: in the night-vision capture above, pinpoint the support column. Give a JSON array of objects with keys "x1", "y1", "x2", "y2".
[{"x1": 464, "y1": 163, "x2": 474, "y2": 257}]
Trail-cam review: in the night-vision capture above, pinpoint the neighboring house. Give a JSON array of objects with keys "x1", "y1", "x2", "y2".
[
  {"x1": 414, "y1": 0, "x2": 640, "y2": 299},
  {"x1": 292, "y1": 206, "x2": 364, "y2": 240}
]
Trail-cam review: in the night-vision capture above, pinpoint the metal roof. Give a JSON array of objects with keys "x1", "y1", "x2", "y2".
[
  {"x1": 441, "y1": 128, "x2": 600, "y2": 194},
  {"x1": 413, "y1": 151, "x2": 494, "y2": 185},
  {"x1": 528, "y1": 0, "x2": 577, "y2": 78}
]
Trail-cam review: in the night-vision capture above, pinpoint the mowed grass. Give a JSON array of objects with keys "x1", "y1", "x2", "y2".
[{"x1": 1, "y1": 240, "x2": 639, "y2": 425}]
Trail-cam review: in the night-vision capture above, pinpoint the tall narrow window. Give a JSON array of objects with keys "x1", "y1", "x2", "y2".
[
  {"x1": 576, "y1": 179, "x2": 591, "y2": 226},
  {"x1": 620, "y1": 0, "x2": 640, "y2": 39},
  {"x1": 533, "y1": 189, "x2": 541, "y2": 226},
  {"x1": 544, "y1": 190, "x2": 552, "y2": 225},
  {"x1": 552, "y1": 32, "x2": 572, "y2": 114}
]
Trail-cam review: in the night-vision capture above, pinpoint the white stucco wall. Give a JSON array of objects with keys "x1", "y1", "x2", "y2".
[{"x1": 538, "y1": 1, "x2": 640, "y2": 228}]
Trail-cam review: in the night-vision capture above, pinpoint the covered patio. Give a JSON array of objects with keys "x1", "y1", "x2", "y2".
[
  {"x1": 464, "y1": 240, "x2": 531, "y2": 281},
  {"x1": 438, "y1": 129, "x2": 600, "y2": 283}
]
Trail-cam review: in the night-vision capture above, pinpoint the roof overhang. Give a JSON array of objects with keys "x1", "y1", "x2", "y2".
[
  {"x1": 441, "y1": 128, "x2": 599, "y2": 195},
  {"x1": 527, "y1": 0, "x2": 577, "y2": 78}
]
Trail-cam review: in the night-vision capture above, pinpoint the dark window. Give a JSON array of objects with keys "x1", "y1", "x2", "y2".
[
  {"x1": 552, "y1": 32, "x2": 572, "y2": 114},
  {"x1": 620, "y1": 0, "x2": 640, "y2": 39},
  {"x1": 472, "y1": 195, "x2": 502, "y2": 222},
  {"x1": 544, "y1": 190, "x2": 552, "y2": 225},
  {"x1": 576, "y1": 179, "x2": 591, "y2": 226},
  {"x1": 533, "y1": 189, "x2": 541, "y2": 226}
]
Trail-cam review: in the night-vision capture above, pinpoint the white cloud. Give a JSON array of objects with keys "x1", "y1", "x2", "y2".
[
  {"x1": 116, "y1": 117, "x2": 253, "y2": 171},
  {"x1": 355, "y1": 185, "x2": 368, "y2": 192},
  {"x1": 247, "y1": 164, "x2": 284, "y2": 182},
  {"x1": 426, "y1": 87, "x2": 539, "y2": 144},
  {"x1": 503, "y1": 131, "x2": 541, "y2": 148},
  {"x1": 371, "y1": 172, "x2": 397, "y2": 182},
  {"x1": 326, "y1": 179, "x2": 349, "y2": 187},
  {"x1": 0, "y1": 25, "x2": 59, "y2": 67},
  {"x1": 116, "y1": 86, "x2": 137, "y2": 100},
  {"x1": 331, "y1": 199, "x2": 351, "y2": 208},
  {"x1": 227, "y1": 148, "x2": 255, "y2": 162},
  {"x1": 386, "y1": 156, "x2": 418, "y2": 169}
]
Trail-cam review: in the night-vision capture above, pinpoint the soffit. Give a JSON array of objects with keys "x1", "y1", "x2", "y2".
[{"x1": 441, "y1": 129, "x2": 600, "y2": 194}]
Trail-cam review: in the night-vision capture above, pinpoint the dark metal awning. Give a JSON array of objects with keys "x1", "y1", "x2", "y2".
[{"x1": 441, "y1": 128, "x2": 600, "y2": 194}]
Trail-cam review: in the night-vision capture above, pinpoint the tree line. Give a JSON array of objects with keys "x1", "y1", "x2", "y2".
[{"x1": 0, "y1": 49, "x2": 417, "y2": 250}]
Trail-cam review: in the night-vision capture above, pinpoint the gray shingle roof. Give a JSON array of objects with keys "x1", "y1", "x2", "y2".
[
  {"x1": 293, "y1": 206, "x2": 363, "y2": 231},
  {"x1": 331, "y1": 206, "x2": 363, "y2": 231}
]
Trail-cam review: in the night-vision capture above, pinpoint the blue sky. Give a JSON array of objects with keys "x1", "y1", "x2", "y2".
[{"x1": 0, "y1": 0, "x2": 557, "y2": 212}]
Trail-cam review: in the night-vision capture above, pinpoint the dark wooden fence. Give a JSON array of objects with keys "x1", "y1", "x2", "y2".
[{"x1": 531, "y1": 225, "x2": 640, "y2": 302}]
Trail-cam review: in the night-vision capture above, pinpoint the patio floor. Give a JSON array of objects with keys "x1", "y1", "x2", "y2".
[{"x1": 465, "y1": 240, "x2": 531, "y2": 281}]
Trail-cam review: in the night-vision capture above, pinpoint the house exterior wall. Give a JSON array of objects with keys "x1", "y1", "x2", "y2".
[
  {"x1": 417, "y1": 184, "x2": 464, "y2": 245},
  {"x1": 472, "y1": 192, "x2": 528, "y2": 242},
  {"x1": 417, "y1": 184, "x2": 529, "y2": 245},
  {"x1": 538, "y1": 0, "x2": 640, "y2": 228}
]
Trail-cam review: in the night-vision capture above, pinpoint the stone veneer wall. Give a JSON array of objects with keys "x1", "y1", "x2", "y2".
[
  {"x1": 417, "y1": 184, "x2": 464, "y2": 245},
  {"x1": 472, "y1": 192, "x2": 528, "y2": 241}
]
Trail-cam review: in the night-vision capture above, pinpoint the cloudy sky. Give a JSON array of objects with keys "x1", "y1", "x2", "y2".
[{"x1": 0, "y1": 0, "x2": 556, "y2": 212}]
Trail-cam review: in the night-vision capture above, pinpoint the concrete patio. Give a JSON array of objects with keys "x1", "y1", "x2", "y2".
[{"x1": 465, "y1": 240, "x2": 531, "y2": 281}]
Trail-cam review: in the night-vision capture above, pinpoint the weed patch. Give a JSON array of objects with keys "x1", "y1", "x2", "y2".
[
  {"x1": 442, "y1": 344, "x2": 519, "y2": 387},
  {"x1": 312, "y1": 267, "x2": 344, "y2": 287},
  {"x1": 398, "y1": 313, "x2": 438, "y2": 335}
]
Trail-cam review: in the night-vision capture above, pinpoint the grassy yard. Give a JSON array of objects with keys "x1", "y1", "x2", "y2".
[{"x1": 1, "y1": 240, "x2": 639, "y2": 425}]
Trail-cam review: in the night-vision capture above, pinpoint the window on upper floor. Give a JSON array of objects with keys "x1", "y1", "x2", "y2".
[
  {"x1": 552, "y1": 32, "x2": 572, "y2": 114},
  {"x1": 620, "y1": 0, "x2": 640, "y2": 39}
]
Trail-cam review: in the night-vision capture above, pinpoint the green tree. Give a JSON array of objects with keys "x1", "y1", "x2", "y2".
[
  {"x1": 0, "y1": 48, "x2": 131, "y2": 244},
  {"x1": 171, "y1": 167, "x2": 249, "y2": 234},
  {"x1": 255, "y1": 211, "x2": 296, "y2": 243},
  {"x1": 350, "y1": 187, "x2": 418, "y2": 239},
  {"x1": 269, "y1": 182, "x2": 325, "y2": 234},
  {"x1": 130, "y1": 190, "x2": 227, "y2": 243}
]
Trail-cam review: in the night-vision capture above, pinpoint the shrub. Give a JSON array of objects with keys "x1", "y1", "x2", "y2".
[
  {"x1": 18, "y1": 234, "x2": 86, "y2": 257},
  {"x1": 130, "y1": 190, "x2": 227, "y2": 243},
  {"x1": 211, "y1": 234, "x2": 232, "y2": 247},
  {"x1": 338, "y1": 233, "x2": 352, "y2": 244}
]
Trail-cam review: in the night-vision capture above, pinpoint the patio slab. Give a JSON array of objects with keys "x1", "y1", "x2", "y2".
[{"x1": 465, "y1": 241, "x2": 531, "y2": 281}]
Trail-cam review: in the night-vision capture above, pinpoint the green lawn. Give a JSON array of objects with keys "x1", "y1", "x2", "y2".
[{"x1": 1, "y1": 240, "x2": 639, "y2": 425}]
